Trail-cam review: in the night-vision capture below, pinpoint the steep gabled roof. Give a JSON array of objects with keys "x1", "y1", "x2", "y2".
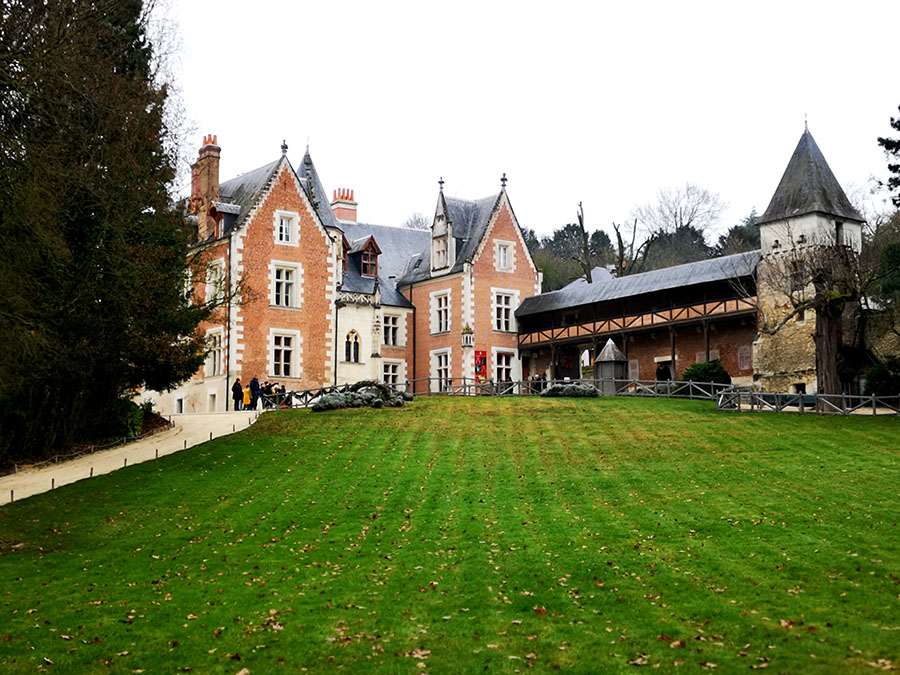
[
  {"x1": 397, "y1": 192, "x2": 502, "y2": 284},
  {"x1": 515, "y1": 250, "x2": 761, "y2": 318},
  {"x1": 297, "y1": 150, "x2": 340, "y2": 230},
  {"x1": 218, "y1": 158, "x2": 281, "y2": 228},
  {"x1": 758, "y1": 129, "x2": 864, "y2": 225}
]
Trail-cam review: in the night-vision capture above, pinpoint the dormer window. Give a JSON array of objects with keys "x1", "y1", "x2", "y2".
[
  {"x1": 361, "y1": 250, "x2": 377, "y2": 277},
  {"x1": 433, "y1": 237, "x2": 448, "y2": 269}
]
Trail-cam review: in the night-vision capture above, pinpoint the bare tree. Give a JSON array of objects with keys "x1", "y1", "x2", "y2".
[
  {"x1": 633, "y1": 183, "x2": 726, "y2": 236},
  {"x1": 612, "y1": 218, "x2": 655, "y2": 276},
  {"x1": 403, "y1": 212, "x2": 431, "y2": 230},
  {"x1": 756, "y1": 227, "x2": 882, "y2": 395}
]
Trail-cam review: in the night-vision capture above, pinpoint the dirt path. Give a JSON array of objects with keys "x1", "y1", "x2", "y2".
[{"x1": 0, "y1": 411, "x2": 260, "y2": 505}]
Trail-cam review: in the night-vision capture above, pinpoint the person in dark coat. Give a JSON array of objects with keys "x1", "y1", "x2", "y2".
[
  {"x1": 655, "y1": 363, "x2": 670, "y2": 381},
  {"x1": 231, "y1": 378, "x2": 243, "y2": 410},
  {"x1": 249, "y1": 377, "x2": 260, "y2": 410}
]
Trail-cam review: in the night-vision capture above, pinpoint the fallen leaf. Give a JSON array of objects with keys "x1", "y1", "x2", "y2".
[{"x1": 533, "y1": 606, "x2": 547, "y2": 616}]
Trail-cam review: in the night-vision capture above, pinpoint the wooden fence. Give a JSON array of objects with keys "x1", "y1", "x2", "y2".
[
  {"x1": 716, "y1": 390, "x2": 900, "y2": 416},
  {"x1": 269, "y1": 378, "x2": 899, "y2": 417}
]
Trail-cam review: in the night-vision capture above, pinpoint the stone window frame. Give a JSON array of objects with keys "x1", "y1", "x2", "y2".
[
  {"x1": 430, "y1": 290, "x2": 451, "y2": 334},
  {"x1": 205, "y1": 258, "x2": 226, "y2": 304},
  {"x1": 494, "y1": 239, "x2": 515, "y2": 272},
  {"x1": 205, "y1": 327, "x2": 224, "y2": 378},
  {"x1": 269, "y1": 328, "x2": 302, "y2": 379},
  {"x1": 270, "y1": 260, "x2": 303, "y2": 309},
  {"x1": 273, "y1": 209, "x2": 300, "y2": 247},
  {"x1": 491, "y1": 287, "x2": 519, "y2": 333}
]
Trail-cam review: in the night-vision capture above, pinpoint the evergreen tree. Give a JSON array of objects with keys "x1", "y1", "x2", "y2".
[
  {"x1": 0, "y1": 1, "x2": 211, "y2": 461},
  {"x1": 877, "y1": 105, "x2": 900, "y2": 207}
]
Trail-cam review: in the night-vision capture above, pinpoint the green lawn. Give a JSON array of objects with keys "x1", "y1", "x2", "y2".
[{"x1": 1, "y1": 397, "x2": 898, "y2": 673}]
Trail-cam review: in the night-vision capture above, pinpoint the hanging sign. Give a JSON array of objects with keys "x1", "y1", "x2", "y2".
[{"x1": 474, "y1": 350, "x2": 487, "y2": 382}]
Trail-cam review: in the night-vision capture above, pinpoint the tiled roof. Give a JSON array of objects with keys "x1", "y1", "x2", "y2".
[{"x1": 515, "y1": 250, "x2": 761, "y2": 317}]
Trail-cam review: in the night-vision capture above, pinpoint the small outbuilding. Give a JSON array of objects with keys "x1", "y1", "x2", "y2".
[{"x1": 595, "y1": 338, "x2": 628, "y2": 394}]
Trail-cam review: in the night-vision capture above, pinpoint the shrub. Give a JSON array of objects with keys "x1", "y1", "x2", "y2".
[
  {"x1": 680, "y1": 359, "x2": 731, "y2": 385},
  {"x1": 541, "y1": 383, "x2": 599, "y2": 398},
  {"x1": 864, "y1": 357, "x2": 900, "y2": 396},
  {"x1": 311, "y1": 393, "x2": 348, "y2": 412},
  {"x1": 117, "y1": 399, "x2": 144, "y2": 438},
  {"x1": 312, "y1": 382, "x2": 412, "y2": 412}
]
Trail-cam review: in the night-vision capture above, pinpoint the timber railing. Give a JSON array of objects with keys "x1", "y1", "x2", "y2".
[
  {"x1": 716, "y1": 390, "x2": 900, "y2": 416},
  {"x1": 261, "y1": 378, "x2": 899, "y2": 417}
]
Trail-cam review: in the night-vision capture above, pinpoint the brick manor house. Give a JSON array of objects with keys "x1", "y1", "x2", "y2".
[
  {"x1": 151, "y1": 128, "x2": 864, "y2": 413},
  {"x1": 154, "y1": 136, "x2": 540, "y2": 413}
]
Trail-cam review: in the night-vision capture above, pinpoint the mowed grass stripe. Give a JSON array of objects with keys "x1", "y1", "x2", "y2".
[{"x1": 0, "y1": 397, "x2": 897, "y2": 673}]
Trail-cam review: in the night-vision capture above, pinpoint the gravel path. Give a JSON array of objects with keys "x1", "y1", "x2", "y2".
[{"x1": 0, "y1": 411, "x2": 260, "y2": 505}]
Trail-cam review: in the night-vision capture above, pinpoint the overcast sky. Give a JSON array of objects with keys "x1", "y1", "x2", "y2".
[{"x1": 170, "y1": 0, "x2": 898, "y2": 242}]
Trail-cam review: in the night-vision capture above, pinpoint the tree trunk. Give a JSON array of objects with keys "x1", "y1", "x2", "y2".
[{"x1": 814, "y1": 307, "x2": 841, "y2": 396}]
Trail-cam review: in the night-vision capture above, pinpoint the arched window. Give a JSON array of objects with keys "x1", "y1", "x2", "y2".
[{"x1": 345, "y1": 331, "x2": 360, "y2": 363}]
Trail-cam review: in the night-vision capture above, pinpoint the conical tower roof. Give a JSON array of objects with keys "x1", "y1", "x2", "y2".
[{"x1": 758, "y1": 129, "x2": 863, "y2": 225}]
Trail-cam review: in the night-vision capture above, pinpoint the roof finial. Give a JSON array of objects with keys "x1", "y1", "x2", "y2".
[
  {"x1": 281, "y1": 139, "x2": 288, "y2": 155},
  {"x1": 501, "y1": 172, "x2": 507, "y2": 189},
  {"x1": 438, "y1": 176, "x2": 444, "y2": 192},
  {"x1": 804, "y1": 113, "x2": 808, "y2": 133}
]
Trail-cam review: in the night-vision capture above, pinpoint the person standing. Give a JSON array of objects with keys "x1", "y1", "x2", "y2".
[
  {"x1": 249, "y1": 376, "x2": 260, "y2": 411},
  {"x1": 231, "y1": 378, "x2": 243, "y2": 411}
]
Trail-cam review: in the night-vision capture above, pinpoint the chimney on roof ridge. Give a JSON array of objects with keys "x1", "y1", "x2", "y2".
[
  {"x1": 331, "y1": 186, "x2": 358, "y2": 223},
  {"x1": 191, "y1": 133, "x2": 221, "y2": 240}
]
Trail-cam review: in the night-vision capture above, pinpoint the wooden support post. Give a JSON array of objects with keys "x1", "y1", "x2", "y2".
[
  {"x1": 670, "y1": 327, "x2": 676, "y2": 379},
  {"x1": 704, "y1": 320, "x2": 710, "y2": 362}
]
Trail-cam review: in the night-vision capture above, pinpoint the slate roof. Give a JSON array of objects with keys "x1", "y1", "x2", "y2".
[
  {"x1": 339, "y1": 222, "x2": 429, "y2": 308},
  {"x1": 560, "y1": 266, "x2": 614, "y2": 290},
  {"x1": 758, "y1": 130, "x2": 864, "y2": 225},
  {"x1": 341, "y1": 222, "x2": 430, "y2": 282},
  {"x1": 297, "y1": 150, "x2": 340, "y2": 230},
  {"x1": 211, "y1": 200, "x2": 241, "y2": 215},
  {"x1": 397, "y1": 192, "x2": 502, "y2": 284},
  {"x1": 217, "y1": 159, "x2": 281, "y2": 228},
  {"x1": 597, "y1": 338, "x2": 627, "y2": 362},
  {"x1": 515, "y1": 250, "x2": 761, "y2": 318}
]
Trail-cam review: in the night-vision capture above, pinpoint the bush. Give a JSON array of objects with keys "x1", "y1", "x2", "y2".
[
  {"x1": 864, "y1": 357, "x2": 900, "y2": 396},
  {"x1": 311, "y1": 382, "x2": 412, "y2": 412},
  {"x1": 680, "y1": 359, "x2": 731, "y2": 385},
  {"x1": 117, "y1": 399, "x2": 144, "y2": 438},
  {"x1": 311, "y1": 393, "x2": 348, "y2": 412},
  {"x1": 541, "y1": 383, "x2": 599, "y2": 398}
]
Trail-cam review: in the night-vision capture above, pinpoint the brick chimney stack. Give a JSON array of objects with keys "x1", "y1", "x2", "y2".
[
  {"x1": 190, "y1": 134, "x2": 221, "y2": 239},
  {"x1": 331, "y1": 188, "x2": 357, "y2": 223}
]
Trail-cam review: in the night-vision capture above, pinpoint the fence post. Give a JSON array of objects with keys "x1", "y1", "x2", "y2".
[
  {"x1": 872, "y1": 394, "x2": 877, "y2": 415},
  {"x1": 90, "y1": 467, "x2": 93, "y2": 477},
  {"x1": 51, "y1": 478, "x2": 55, "y2": 490},
  {"x1": 9, "y1": 490, "x2": 12, "y2": 502}
]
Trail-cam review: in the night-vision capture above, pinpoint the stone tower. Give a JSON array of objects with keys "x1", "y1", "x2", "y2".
[{"x1": 752, "y1": 128, "x2": 865, "y2": 393}]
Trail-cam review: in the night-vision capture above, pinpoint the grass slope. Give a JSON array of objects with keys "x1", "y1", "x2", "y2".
[{"x1": 0, "y1": 397, "x2": 898, "y2": 673}]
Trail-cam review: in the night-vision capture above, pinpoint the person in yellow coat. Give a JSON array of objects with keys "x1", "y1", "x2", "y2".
[{"x1": 243, "y1": 385, "x2": 251, "y2": 409}]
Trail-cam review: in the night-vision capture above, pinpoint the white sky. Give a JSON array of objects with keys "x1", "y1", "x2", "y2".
[{"x1": 171, "y1": 0, "x2": 898, "y2": 242}]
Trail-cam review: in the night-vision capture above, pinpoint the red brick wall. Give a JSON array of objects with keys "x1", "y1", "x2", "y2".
[
  {"x1": 470, "y1": 198, "x2": 539, "y2": 374},
  {"x1": 620, "y1": 318, "x2": 756, "y2": 381},
  {"x1": 234, "y1": 165, "x2": 334, "y2": 387},
  {"x1": 404, "y1": 274, "x2": 464, "y2": 384}
]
